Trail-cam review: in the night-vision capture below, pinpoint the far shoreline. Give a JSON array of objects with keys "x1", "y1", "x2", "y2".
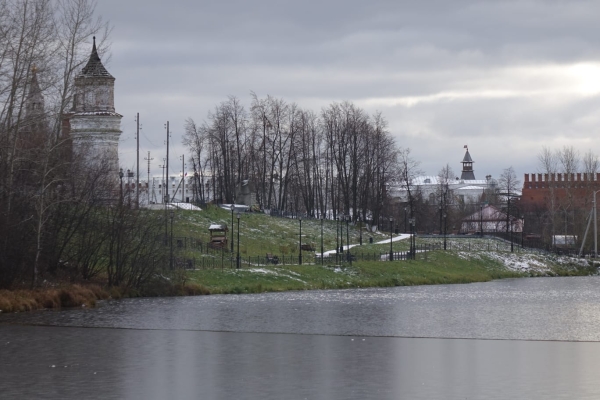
[{"x1": 1, "y1": 249, "x2": 596, "y2": 314}]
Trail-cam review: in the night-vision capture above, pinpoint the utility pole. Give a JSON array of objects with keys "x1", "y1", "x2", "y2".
[
  {"x1": 144, "y1": 151, "x2": 153, "y2": 205},
  {"x1": 136, "y1": 113, "x2": 140, "y2": 208},
  {"x1": 151, "y1": 177, "x2": 156, "y2": 203},
  {"x1": 159, "y1": 161, "x2": 166, "y2": 203},
  {"x1": 181, "y1": 154, "x2": 185, "y2": 202},
  {"x1": 595, "y1": 191, "x2": 598, "y2": 258},
  {"x1": 159, "y1": 159, "x2": 167, "y2": 240},
  {"x1": 165, "y1": 121, "x2": 170, "y2": 204}
]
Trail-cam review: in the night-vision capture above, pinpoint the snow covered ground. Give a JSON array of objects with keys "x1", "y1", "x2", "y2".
[
  {"x1": 319, "y1": 234, "x2": 412, "y2": 257},
  {"x1": 316, "y1": 234, "x2": 595, "y2": 274},
  {"x1": 144, "y1": 203, "x2": 202, "y2": 211},
  {"x1": 455, "y1": 248, "x2": 594, "y2": 274},
  {"x1": 171, "y1": 202, "x2": 202, "y2": 210}
]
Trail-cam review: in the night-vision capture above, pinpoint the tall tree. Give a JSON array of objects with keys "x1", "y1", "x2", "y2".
[{"x1": 498, "y1": 166, "x2": 520, "y2": 237}]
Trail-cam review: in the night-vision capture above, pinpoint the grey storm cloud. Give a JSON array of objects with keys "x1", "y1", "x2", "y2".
[{"x1": 94, "y1": 0, "x2": 600, "y2": 180}]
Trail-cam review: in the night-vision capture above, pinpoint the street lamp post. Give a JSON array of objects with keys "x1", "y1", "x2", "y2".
[
  {"x1": 498, "y1": 192, "x2": 520, "y2": 253},
  {"x1": 346, "y1": 215, "x2": 350, "y2": 263},
  {"x1": 164, "y1": 193, "x2": 169, "y2": 242},
  {"x1": 236, "y1": 212, "x2": 240, "y2": 269},
  {"x1": 521, "y1": 215, "x2": 525, "y2": 248},
  {"x1": 389, "y1": 217, "x2": 394, "y2": 261},
  {"x1": 320, "y1": 217, "x2": 324, "y2": 265},
  {"x1": 127, "y1": 169, "x2": 134, "y2": 205},
  {"x1": 480, "y1": 203, "x2": 484, "y2": 238},
  {"x1": 170, "y1": 209, "x2": 174, "y2": 269},
  {"x1": 507, "y1": 196, "x2": 513, "y2": 253},
  {"x1": 443, "y1": 213, "x2": 447, "y2": 250},
  {"x1": 581, "y1": 190, "x2": 600, "y2": 258},
  {"x1": 336, "y1": 216, "x2": 339, "y2": 263},
  {"x1": 439, "y1": 205, "x2": 442, "y2": 236},
  {"x1": 340, "y1": 216, "x2": 344, "y2": 256},
  {"x1": 404, "y1": 207, "x2": 407, "y2": 233},
  {"x1": 564, "y1": 208, "x2": 568, "y2": 237},
  {"x1": 412, "y1": 218, "x2": 417, "y2": 259},
  {"x1": 510, "y1": 215, "x2": 514, "y2": 253},
  {"x1": 119, "y1": 168, "x2": 124, "y2": 204},
  {"x1": 299, "y1": 217, "x2": 302, "y2": 265},
  {"x1": 408, "y1": 217, "x2": 415, "y2": 260},
  {"x1": 126, "y1": 169, "x2": 130, "y2": 204},
  {"x1": 358, "y1": 217, "x2": 362, "y2": 245},
  {"x1": 230, "y1": 204, "x2": 234, "y2": 254}
]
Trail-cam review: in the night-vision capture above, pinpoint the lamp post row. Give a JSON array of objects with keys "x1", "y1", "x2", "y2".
[{"x1": 160, "y1": 204, "x2": 430, "y2": 268}]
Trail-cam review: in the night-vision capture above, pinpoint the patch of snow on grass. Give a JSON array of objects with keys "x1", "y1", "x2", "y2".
[
  {"x1": 483, "y1": 252, "x2": 550, "y2": 273},
  {"x1": 235, "y1": 267, "x2": 307, "y2": 284},
  {"x1": 554, "y1": 256, "x2": 590, "y2": 267},
  {"x1": 246, "y1": 268, "x2": 278, "y2": 275},
  {"x1": 456, "y1": 251, "x2": 550, "y2": 272}
]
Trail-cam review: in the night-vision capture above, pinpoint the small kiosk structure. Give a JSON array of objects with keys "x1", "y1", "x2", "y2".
[{"x1": 208, "y1": 224, "x2": 228, "y2": 249}]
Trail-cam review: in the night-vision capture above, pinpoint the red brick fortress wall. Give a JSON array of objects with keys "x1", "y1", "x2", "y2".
[{"x1": 521, "y1": 173, "x2": 600, "y2": 210}]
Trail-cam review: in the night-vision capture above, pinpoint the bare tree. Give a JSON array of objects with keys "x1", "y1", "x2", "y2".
[
  {"x1": 51, "y1": 0, "x2": 112, "y2": 138},
  {"x1": 498, "y1": 166, "x2": 520, "y2": 239},
  {"x1": 398, "y1": 147, "x2": 422, "y2": 218},
  {"x1": 437, "y1": 164, "x2": 455, "y2": 234},
  {"x1": 536, "y1": 146, "x2": 559, "y2": 241},
  {"x1": 558, "y1": 145, "x2": 579, "y2": 177}
]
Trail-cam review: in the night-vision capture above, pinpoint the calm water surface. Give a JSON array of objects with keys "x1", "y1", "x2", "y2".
[{"x1": 2, "y1": 276, "x2": 600, "y2": 399}]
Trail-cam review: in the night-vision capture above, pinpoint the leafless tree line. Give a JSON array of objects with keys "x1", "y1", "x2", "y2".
[{"x1": 184, "y1": 95, "x2": 403, "y2": 225}]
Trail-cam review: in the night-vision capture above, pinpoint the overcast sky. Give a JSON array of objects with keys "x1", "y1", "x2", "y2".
[{"x1": 94, "y1": 0, "x2": 600, "y2": 181}]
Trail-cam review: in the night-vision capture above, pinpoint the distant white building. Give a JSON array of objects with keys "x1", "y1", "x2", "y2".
[
  {"x1": 120, "y1": 174, "x2": 198, "y2": 206},
  {"x1": 391, "y1": 147, "x2": 497, "y2": 205}
]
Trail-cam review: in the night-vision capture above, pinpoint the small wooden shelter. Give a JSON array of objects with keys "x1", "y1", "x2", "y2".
[{"x1": 208, "y1": 224, "x2": 228, "y2": 249}]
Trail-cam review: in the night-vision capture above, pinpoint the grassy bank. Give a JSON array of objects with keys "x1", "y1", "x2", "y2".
[
  {"x1": 2, "y1": 207, "x2": 597, "y2": 313},
  {"x1": 184, "y1": 250, "x2": 595, "y2": 295},
  {"x1": 1, "y1": 249, "x2": 596, "y2": 313},
  {"x1": 0, "y1": 284, "x2": 112, "y2": 313}
]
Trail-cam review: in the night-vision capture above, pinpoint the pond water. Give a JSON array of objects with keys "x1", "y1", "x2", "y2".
[{"x1": 2, "y1": 276, "x2": 600, "y2": 399}]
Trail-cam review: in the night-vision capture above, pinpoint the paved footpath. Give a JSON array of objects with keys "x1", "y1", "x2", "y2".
[{"x1": 320, "y1": 233, "x2": 412, "y2": 256}]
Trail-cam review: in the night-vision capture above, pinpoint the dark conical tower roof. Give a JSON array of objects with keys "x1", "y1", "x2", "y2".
[
  {"x1": 80, "y1": 36, "x2": 113, "y2": 78},
  {"x1": 25, "y1": 66, "x2": 45, "y2": 119},
  {"x1": 462, "y1": 150, "x2": 473, "y2": 163},
  {"x1": 460, "y1": 146, "x2": 476, "y2": 180},
  {"x1": 22, "y1": 65, "x2": 48, "y2": 135}
]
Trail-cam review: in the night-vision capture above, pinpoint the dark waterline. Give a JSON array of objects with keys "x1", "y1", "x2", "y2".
[{"x1": 3, "y1": 276, "x2": 600, "y2": 399}]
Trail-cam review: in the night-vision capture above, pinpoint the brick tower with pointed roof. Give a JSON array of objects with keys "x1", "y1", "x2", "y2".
[
  {"x1": 460, "y1": 146, "x2": 476, "y2": 180},
  {"x1": 21, "y1": 66, "x2": 49, "y2": 137},
  {"x1": 69, "y1": 37, "x2": 122, "y2": 175}
]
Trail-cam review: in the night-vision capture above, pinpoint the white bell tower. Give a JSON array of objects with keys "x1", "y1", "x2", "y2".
[{"x1": 69, "y1": 36, "x2": 122, "y2": 175}]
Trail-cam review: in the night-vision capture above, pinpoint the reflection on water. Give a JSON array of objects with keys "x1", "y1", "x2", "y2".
[
  {"x1": 3, "y1": 276, "x2": 600, "y2": 399},
  {"x1": 3, "y1": 326, "x2": 600, "y2": 399}
]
